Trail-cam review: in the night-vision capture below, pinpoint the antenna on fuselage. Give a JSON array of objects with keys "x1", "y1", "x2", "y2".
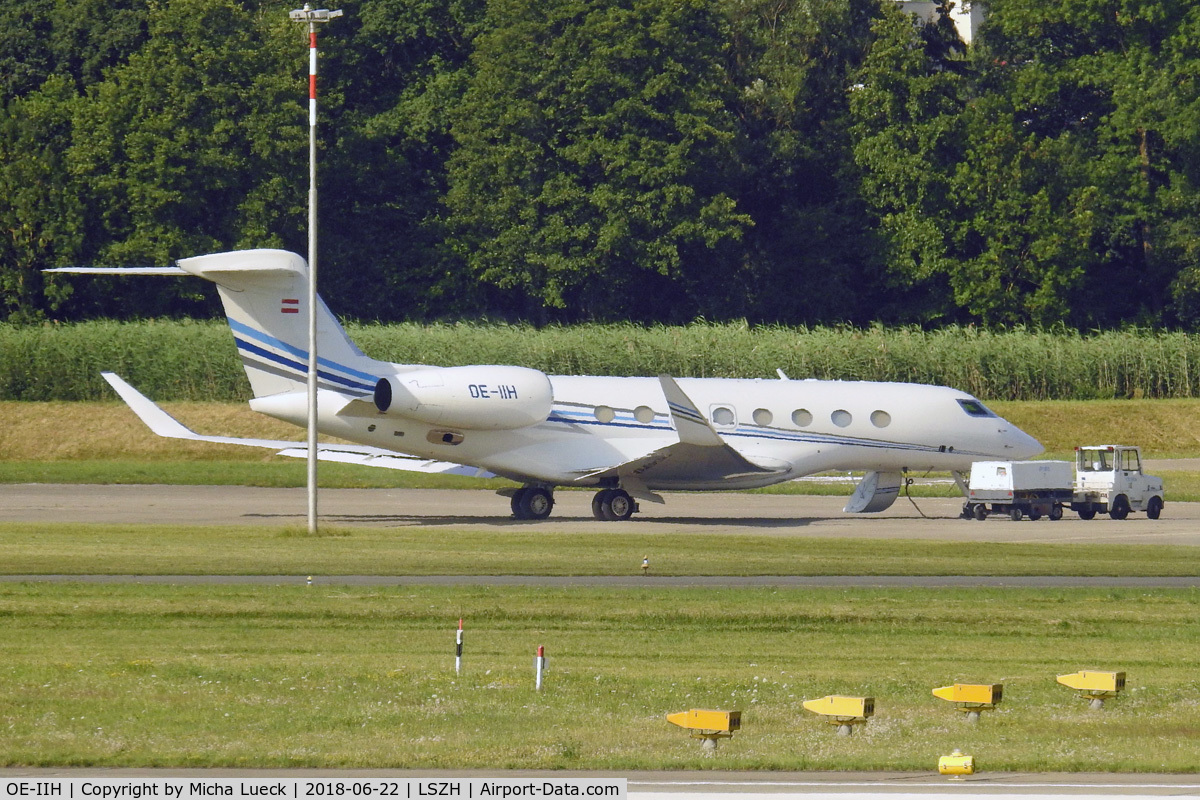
[{"x1": 776, "y1": 368, "x2": 790, "y2": 380}]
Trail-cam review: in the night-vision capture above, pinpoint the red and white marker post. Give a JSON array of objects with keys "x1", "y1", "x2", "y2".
[
  {"x1": 535, "y1": 646, "x2": 546, "y2": 691},
  {"x1": 455, "y1": 618, "x2": 464, "y2": 675},
  {"x1": 287, "y1": 2, "x2": 342, "y2": 535}
]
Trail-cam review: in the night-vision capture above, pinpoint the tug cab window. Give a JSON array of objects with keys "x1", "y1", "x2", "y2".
[
  {"x1": 1079, "y1": 450, "x2": 1111, "y2": 472},
  {"x1": 957, "y1": 399, "x2": 996, "y2": 418}
]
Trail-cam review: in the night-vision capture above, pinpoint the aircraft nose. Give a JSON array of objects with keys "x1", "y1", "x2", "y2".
[{"x1": 1003, "y1": 424, "x2": 1044, "y2": 459}]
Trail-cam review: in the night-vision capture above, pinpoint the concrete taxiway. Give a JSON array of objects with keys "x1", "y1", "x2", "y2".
[{"x1": 2, "y1": 484, "x2": 1199, "y2": 546}]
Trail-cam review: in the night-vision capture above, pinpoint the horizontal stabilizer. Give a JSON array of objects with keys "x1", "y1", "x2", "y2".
[{"x1": 45, "y1": 266, "x2": 189, "y2": 275}]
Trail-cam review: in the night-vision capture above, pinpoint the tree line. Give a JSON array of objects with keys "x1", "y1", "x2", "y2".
[{"x1": 3, "y1": 0, "x2": 1199, "y2": 330}]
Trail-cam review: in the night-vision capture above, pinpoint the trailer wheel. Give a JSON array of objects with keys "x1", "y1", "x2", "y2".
[
  {"x1": 1049, "y1": 503, "x2": 1064, "y2": 521},
  {"x1": 1109, "y1": 495, "x2": 1130, "y2": 520},
  {"x1": 974, "y1": 503, "x2": 988, "y2": 521},
  {"x1": 1146, "y1": 496, "x2": 1163, "y2": 520},
  {"x1": 1077, "y1": 505, "x2": 1097, "y2": 520},
  {"x1": 1009, "y1": 507, "x2": 1023, "y2": 522}
]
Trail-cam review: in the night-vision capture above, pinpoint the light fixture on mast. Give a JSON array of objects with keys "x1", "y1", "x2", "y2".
[{"x1": 289, "y1": 2, "x2": 342, "y2": 535}]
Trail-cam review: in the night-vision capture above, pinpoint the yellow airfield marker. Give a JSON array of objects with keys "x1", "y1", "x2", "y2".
[
  {"x1": 1057, "y1": 670, "x2": 1125, "y2": 709},
  {"x1": 802, "y1": 695, "x2": 874, "y2": 736},
  {"x1": 932, "y1": 683, "x2": 1003, "y2": 721},
  {"x1": 666, "y1": 709, "x2": 741, "y2": 753}
]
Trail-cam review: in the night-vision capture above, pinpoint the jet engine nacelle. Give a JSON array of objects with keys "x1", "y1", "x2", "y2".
[{"x1": 374, "y1": 365, "x2": 553, "y2": 430}]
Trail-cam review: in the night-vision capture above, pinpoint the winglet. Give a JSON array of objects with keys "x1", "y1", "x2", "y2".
[
  {"x1": 658, "y1": 375, "x2": 724, "y2": 447},
  {"x1": 101, "y1": 372, "x2": 298, "y2": 449},
  {"x1": 102, "y1": 372, "x2": 205, "y2": 440}
]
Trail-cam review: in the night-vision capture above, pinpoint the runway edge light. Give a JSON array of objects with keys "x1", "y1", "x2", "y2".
[
  {"x1": 802, "y1": 695, "x2": 874, "y2": 736},
  {"x1": 1057, "y1": 670, "x2": 1125, "y2": 709},
  {"x1": 932, "y1": 683, "x2": 1003, "y2": 722},
  {"x1": 666, "y1": 709, "x2": 741, "y2": 752},
  {"x1": 938, "y1": 749, "x2": 975, "y2": 779}
]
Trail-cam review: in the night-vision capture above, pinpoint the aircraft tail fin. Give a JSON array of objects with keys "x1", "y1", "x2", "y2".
[
  {"x1": 176, "y1": 250, "x2": 381, "y2": 398},
  {"x1": 53, "y1": 249, "x2": 384, "y2": 399}
]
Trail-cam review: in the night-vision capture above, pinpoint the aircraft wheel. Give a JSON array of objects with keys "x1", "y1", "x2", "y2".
[
  {"x1": 1077, "y1": 505, "x2": 1097, "y2": 520},
  {"x1": 1147, "y1": 496, "x2": 1163, "y2": 520},
  {"x1": 511, "y1": 489, "x2": 529, "y2": 518},
  {"x1": 1009, "y1": 506, "x2": 1023, "y2": 522},
  {"x1": 973, "y1": 503, "x2": 988, "y2": 521},
  {"x1": 513, "y1": 487, "x2": 554, "y2": 520},
  {"x1": 592, "y1": 489, "x2": 636, "y2": 521},
  {"x1": 1049, "y1": 503, "x2": 1064, "y2": 521},
  {"x1": 607, "y1": 489, "x2": 636, "y2": 521},
  {"x1": 591, "y1": 489, "x2": 615, "y2": 520},
  {"x1": 1109, "y1": 495, "x2": 1130, "y2": 520}
]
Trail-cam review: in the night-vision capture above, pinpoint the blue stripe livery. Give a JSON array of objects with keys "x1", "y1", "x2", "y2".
[{"x1": 229, "y1": 318, "x2": 377, "y2": 393}]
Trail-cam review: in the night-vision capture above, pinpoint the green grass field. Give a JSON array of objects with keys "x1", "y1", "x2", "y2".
[
  {"x1": 2, "y1": 396, "x2": 1199, "y2": 771},
  {"x1": 1, "y1": 583, "x2": 1197, "y2": 770},
  {"x1": 0, "y1": 525, "x2": 1195, "y2": 575},
  {"x1": 2, "y1": 523, "x2": 1199, "y2": 577}
]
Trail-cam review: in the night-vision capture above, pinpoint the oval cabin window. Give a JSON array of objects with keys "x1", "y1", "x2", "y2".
[{"x1": 831, "y1": 409, "x2": 852, "y2": 428}]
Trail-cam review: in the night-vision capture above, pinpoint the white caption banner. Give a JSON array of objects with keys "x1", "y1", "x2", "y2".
[{"x1": 1, "y1": 780, "x2": 626, "y2": 800}]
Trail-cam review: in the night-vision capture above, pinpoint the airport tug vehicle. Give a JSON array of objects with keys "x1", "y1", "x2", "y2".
[{"x1": 963, "y1": 445, "x2": 1164, "y2": 521}]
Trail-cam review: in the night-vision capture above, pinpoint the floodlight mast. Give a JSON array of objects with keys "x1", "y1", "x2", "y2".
[{"x1": 289, "y1": 3, "x2": 342, "y2": 535}]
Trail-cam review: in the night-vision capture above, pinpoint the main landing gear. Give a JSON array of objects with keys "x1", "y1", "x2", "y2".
[
  {"x1": 592, "y1": 488, "x2": 638, "y2": 521},
  {"x1": 509, "y1": 486, "x2": 640, "y2": 521},
  {"x1": 510, "y1": 486, "x2": 554, "y2": 520}
]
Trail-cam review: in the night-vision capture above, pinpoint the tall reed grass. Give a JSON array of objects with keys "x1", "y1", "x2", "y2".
[{"x1": 3, "y1": 320, "x2": 1197, "y2": 401}]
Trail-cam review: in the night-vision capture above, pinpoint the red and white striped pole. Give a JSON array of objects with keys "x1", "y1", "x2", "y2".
[
  {"x1": 455, "y1": 618, "x2": 464, "y2": 675},
  {"x1": 535, "y1": 646, "x2": 546, "y2": 691},
  {"x1": 289, "y1": 3, "x2": 342, "y2": 535}
]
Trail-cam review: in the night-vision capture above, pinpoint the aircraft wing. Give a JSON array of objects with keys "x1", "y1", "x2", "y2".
[
  {"x1": 578, "y1": 375, "x2": 786, "y2": 501},
  {"x1": 101, "y1": 372, "x2": 492, "y2": 477}
]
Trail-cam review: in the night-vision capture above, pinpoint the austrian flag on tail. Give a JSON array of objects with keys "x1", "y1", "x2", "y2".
[{"x1": 281, "y1": 298, "x2": 299, "y2": 314}]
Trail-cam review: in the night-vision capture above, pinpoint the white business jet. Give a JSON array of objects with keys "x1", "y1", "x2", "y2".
[{"x1": 52, "y1": 249, "x2": 1043, "y2": 520}]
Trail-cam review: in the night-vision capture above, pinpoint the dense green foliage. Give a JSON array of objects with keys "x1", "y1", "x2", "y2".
[
  {"x1": 4, "y1": 0, "x2": 1200, "y2": 328},
  {"x1": 4, "y1": 319, "x2": 1199, "y2": 401}
]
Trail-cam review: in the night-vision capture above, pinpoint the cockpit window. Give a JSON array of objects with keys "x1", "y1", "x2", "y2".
[{"x1": 957, "y1": 399, "x2": 996, "y2": 418}]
